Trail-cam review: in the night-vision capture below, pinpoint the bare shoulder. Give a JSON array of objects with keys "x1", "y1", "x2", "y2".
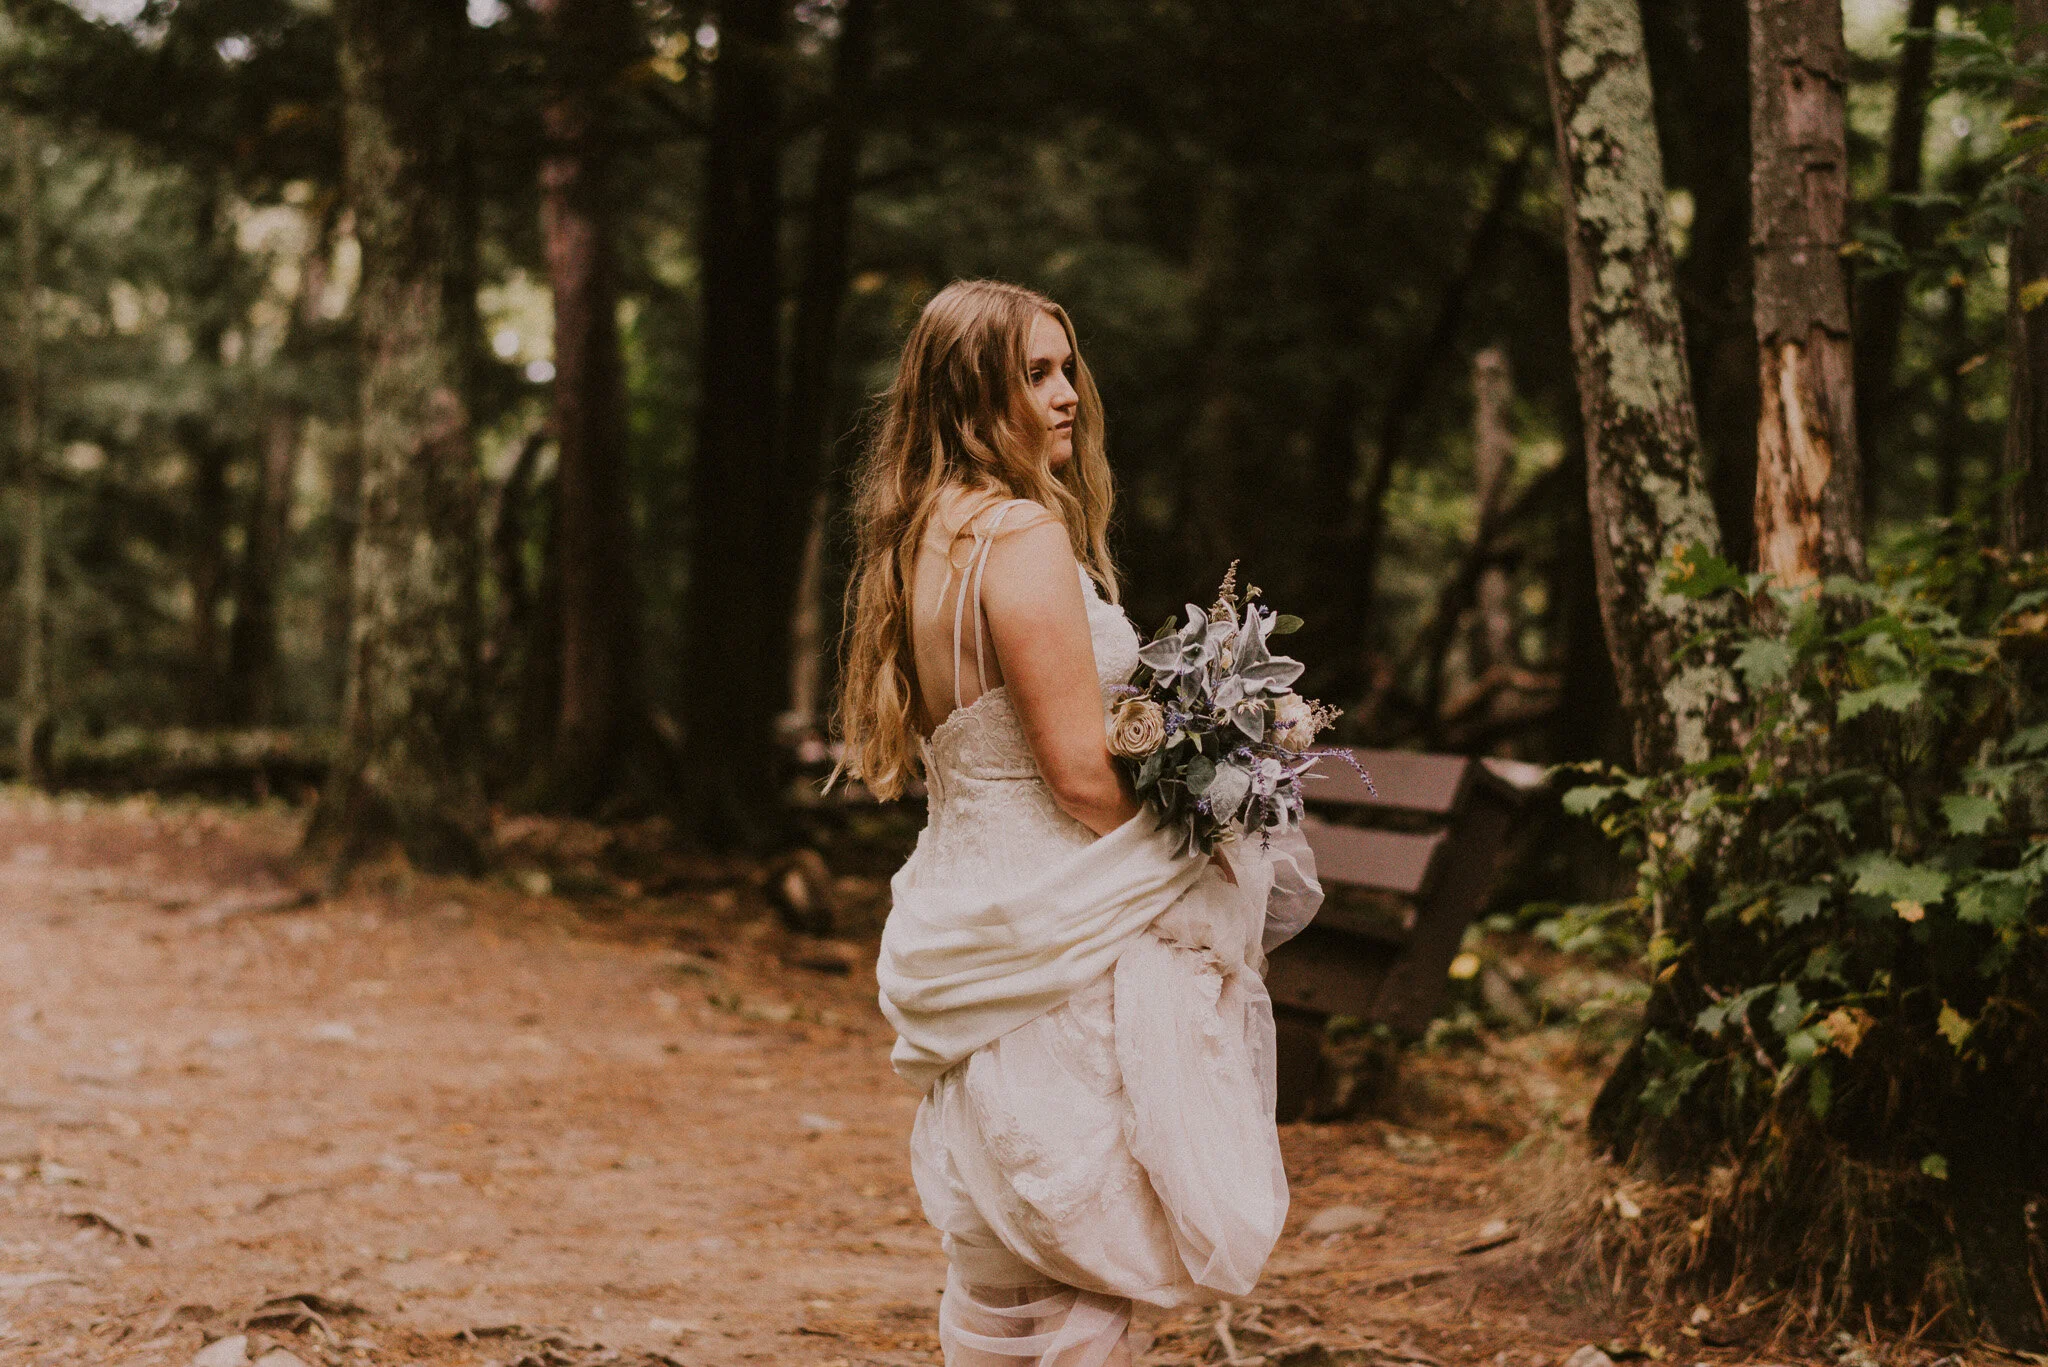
[{"x1": 980, "y1": 501, "x2": 1080, "y2": 606}]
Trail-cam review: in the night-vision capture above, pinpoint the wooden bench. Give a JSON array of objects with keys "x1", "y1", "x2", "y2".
[{"x1": 1269, "y1": 748, "x2": 1547, "y2": 1120}]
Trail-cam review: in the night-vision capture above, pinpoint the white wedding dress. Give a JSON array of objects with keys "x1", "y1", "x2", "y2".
[{"x1": 877, "y1": 501, "x2": 1322, "y2": 1367}]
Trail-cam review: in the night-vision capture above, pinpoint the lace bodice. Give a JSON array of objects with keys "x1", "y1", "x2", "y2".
[{"x1": 908, "y1": 565, "x2": 1141, "y2": 892}]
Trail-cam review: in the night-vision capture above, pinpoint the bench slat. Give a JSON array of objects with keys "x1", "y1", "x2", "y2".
[
  {"x1": 1300, "y1": 817, "x2": 1445, "y2": 898},
  {"x1": 1304, "y1": 749, "x2": 1471, "y2": 815}
]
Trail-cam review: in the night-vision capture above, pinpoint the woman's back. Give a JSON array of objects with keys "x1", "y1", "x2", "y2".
[{"x1": 902, "y1": 492, "x2": 1144, "y2": 893}]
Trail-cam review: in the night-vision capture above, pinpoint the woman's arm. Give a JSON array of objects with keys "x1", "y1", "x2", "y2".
[{"x1": 978, "y1": 506, "x2": 1140, "y2": 836}]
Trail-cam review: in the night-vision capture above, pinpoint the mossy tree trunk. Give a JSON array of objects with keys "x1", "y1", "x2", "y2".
[
  {"x1": 1534, "y1": 0, "x2": 1731, "y2": 776},
  {"x1": 535, "y1": 0, "x2": 643, "y2": 812},
  {"x1": 310, "y1": 0, "x2": 488, "y2": 875},
  {"x1": 2005, "y1": 0, "x2": 2048, "y2": 553},
  {"x1": 676, "y1": 0, "x2": 787, "y2": 846},
  {"x1": 1749, "y1": 0, "x2": 1864, "y2": 585}
]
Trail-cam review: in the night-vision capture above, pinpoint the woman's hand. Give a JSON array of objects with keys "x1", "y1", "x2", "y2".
[{"x1": 979, "y1": 505, "x2": 1140, "y2": 836}]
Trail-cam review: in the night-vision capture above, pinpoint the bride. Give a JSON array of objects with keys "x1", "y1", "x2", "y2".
[{"x1": 834, "y1": 279, "x2": 1321, "y2": 1366}]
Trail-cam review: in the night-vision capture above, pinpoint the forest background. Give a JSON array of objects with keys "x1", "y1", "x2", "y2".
[{"x1": 2, "y1": 0, "x2": 2047, "y2": 1352}]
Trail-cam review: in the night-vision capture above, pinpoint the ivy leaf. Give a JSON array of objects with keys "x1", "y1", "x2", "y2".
[
  {"x1": 2004, "y1": 722, "x2": 2048, "y2": 757},
  {"x1": 1846, "y1": 853, "x2": 1950, "y2": 906},
  {"x1": 1957, "y1": 879, "x2": 2030, "y2": 928},
  {"x1": 1837, "y1": 680, "x2": 1924, "y2": 721},
  {"x1": 1664, "y1": 542, "x2": 1747, "y2": 599},
  {"x1": 1268, "y1": 613, "x2": 1304, "y2": 636},
  {"x1": 1808, "y1": 1059, "x2": 1833, "y2": 1118},
  {"x1": 1777, "y1": 884, "x2": 1829, "y2": 925},
  {"x1": 1562, "y1": 785, "x2": 1619, "y2": 817},
  {"x1": 1941, "y1": 792, "x2": 2002, "y2": 835},
  {"x1": 1936, "y1": 1002, "x2": 1974, "y2": 1051},
  {"x1": 1183, "y1": 754, "x2": 1217, "y2": 795},
  {"x1": 1810, "y1": 800, "x2": 1853, "y2": 835},
  {"x1": 1735, "y1": 637, "x2": 1795, "y2": 689},
  {"x1": 1768, "y1": 982, "x2": 1807, "y2": 1038}
]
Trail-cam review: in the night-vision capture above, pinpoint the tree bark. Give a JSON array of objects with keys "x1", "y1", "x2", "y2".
[
  {"x1": 310, "y1": 0, "x2": 488, "y2": 875},
  {"x1": 1535, "y1": 0, "x2": 1732, "y2": 774},
  {"x1": 224, "y1": 410, "x2": 298, "y2": 725},
  {"x1": 1749, "y1": 0, "x2": 1864, "y2": 585},
  {"x1": 536, "y1": 0, "x2": 642, "y2": 811},
  {"x1": 2004, "y1": 0, "x2": 2048, "y2": 552},
  {"x1": 11, "y1": 113, "x2": 49, "y2": 786},
  {"x1": 1853, "y1": 0, "x2": 1939, "y2": 512},
  {"x1": 677, "y1": 0, "x2": 787, "y2": 846}
]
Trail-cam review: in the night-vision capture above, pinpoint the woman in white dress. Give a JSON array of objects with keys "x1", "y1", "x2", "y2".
[{"x1": 835, "y1": 280, "x2": 1320, "y2": 1367}]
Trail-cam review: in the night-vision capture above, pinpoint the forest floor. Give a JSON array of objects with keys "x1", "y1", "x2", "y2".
[{"x1": 0, "y1": 791, "x2": 1903, "y2": 1367}]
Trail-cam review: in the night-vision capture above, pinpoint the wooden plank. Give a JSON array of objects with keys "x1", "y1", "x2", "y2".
[
  {"x1": 1264, "y1": 924, "x2": 1400, "y2": 1017},
  {"x1": 1368, "y1": 787, "x2": 1517, "y2": 1038},
  {"x1": 1304, "y1": 748, "x2": 1472, "y2": 815},
  {"x1": 1300, "y1": 817, "x2": 1445, "y2": 898}
]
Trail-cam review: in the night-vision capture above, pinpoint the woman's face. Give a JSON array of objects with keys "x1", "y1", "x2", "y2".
[{"x1": 1025, "y1": 311, "x2": 1080, "y2": 468}]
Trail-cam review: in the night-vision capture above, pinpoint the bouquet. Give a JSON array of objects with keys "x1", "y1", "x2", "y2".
[{"x1": 1107, "y1": 563, "x2": 1365, "y2": 855}]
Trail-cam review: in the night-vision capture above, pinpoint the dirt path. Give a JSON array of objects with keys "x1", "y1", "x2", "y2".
[{"x1": 0, "y1": 792, "x2": 1679, "y2": 1367}]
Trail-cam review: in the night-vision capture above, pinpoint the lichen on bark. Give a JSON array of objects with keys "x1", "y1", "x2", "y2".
[{"x1": 1537, "y1": 0, "x2": 1734, "y2": 772}]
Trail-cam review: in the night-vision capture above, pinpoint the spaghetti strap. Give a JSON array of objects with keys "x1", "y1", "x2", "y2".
[{"x1": 950, "y1": 499, "x2": 1031, "y2": 712}]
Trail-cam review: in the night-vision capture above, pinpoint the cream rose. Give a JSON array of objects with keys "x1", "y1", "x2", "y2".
[
  {"x1": 1106, "y1": 696, "x2": 1168, "y2": 759},
  {"x1": 1271, "y1": 693, "x2": 1317, "y2": 752}
]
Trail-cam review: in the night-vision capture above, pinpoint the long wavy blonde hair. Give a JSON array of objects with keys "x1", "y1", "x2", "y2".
[{"x1": 835, "y1": 279, "x2": 1118, "y2": 800}]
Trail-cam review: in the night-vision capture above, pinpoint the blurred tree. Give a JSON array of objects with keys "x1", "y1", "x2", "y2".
[
  {"x1": 533, "y1": 0, "x2": 643, "y2": 811},
  {"x1": 779, "y1": 0, "x2": 880, "y2": 740},
  {"x1": 676, "y1": 0, "x2": 787, "y2": 846},
  {"x1": 1749, "y1": 0, "x2": 1864, "y2": 584},
  {"x1": 1853, "y1": 0, "x2": 1939, "y2": 512},
  {"x1": 307, "y1": 0, "x2": 488, "y2": 873},
  {"x1": 10, "y1": 109, "x2": 48, "y2": 785},
  {"x1": 1534, "y1": 0, "x2": 1730, "y2": 773},
  {"x1": 2006, "y1": 0, "x2": 2048, "y2": 551}
]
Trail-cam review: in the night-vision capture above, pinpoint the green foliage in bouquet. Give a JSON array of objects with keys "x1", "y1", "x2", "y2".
[{"x1": 1560, "y1": 523, "x2": 2048, "y2": 1329}]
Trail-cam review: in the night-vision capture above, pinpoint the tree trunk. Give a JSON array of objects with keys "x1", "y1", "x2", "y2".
[
  {"x1": 677, "y1": 0, "x2": 787, "y2": 846},
  {"x1": 1535, "y1": 0, "x2": 1731, "y2": 774},
  {"x1": 1469, "y1": 348, "x2": 1516, "y2": 676},
  {"x1": 2003, "y1": 0, "x2": 2048, "y2": 552},
  {"x1": 224, "y1": 410, "x2": 298, "y2": 725},
  {"x1": 11, "y1": 113, "x2": 49, "y2": 786},
  {"x1": 1935, "y1": 281, "x2": 1969, "y2": 520},
  {"x1": 785, "y1": 486, "x2": 831, "y2": 738},
  {"x1": 1853, "y1": 0, "x2": 1939, "y2": 513},
  {"x1": 1750, "y1": 0, "x2": 1864, "y2": 585},
  {"x1": 181, "y1": 421, "x2": 233, "y2": 727},
  {"x1": 536, "y1": 0, "x2": 642, "y2": 811},
  {"x1": 310, "y1": 0, "x2": 488, "y2": 875}
]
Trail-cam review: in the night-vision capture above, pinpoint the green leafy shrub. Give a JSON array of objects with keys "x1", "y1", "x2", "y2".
[{"x1": 1559, "y1": 523, "x2": 2048, "y2": 1334}]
